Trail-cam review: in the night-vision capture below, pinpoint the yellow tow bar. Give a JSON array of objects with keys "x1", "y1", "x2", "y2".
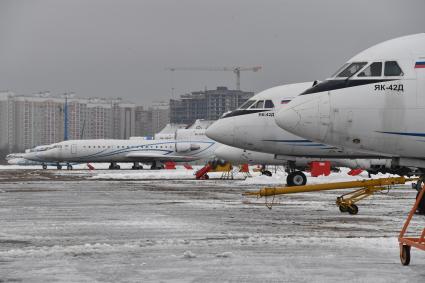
[{"x1": 244, "y1": 176, "x2": 418, "y2": 214}]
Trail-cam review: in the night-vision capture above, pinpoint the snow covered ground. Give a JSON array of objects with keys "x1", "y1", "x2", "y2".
[{"x1": 0, "y1": 167, "x2": 424, "y2": 282}]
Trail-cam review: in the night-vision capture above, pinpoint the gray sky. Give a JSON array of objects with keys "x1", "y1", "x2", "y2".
[{"x1": 1, "y1": 0, "x2": 424, "y2": 105}]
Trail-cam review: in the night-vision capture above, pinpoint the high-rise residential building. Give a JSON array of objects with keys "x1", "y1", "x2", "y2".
[
  {"x1": 151, "y1": 101, "x2": 170, "y2": 135},
  {"x1": 0, "y1": 93, "x2": 142, "y2": 158},
  {"x1": 135, "y1": 106, "x2": 153, "y2": 137},
  {"x1": 85, "y1": 99, "x2": 113, "y2": 139},
  {"x1": 12, "y1": 95, "x2": 65, "y2": 151},
  {"x1": 170, "y1": 87, "x2": 253, "y2": 124},
  {"x1": 0, "y1": 91, "x2": 15, "y2": 153},
  {"x1": 112, "y1": 101, "x2": 136, "y2": 139}
]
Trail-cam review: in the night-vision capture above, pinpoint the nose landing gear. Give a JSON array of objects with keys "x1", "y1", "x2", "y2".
[
  {"x1": 286, "y1": 171, "x2": 307, "y2": 186},
  {"x1": 132, "y1": 162, "x2": 143, "y2": 170}
]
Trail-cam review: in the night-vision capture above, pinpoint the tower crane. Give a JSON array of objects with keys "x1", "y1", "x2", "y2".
[{"x1": 167, "y1": 66, "x2": 262, "y2": 90}]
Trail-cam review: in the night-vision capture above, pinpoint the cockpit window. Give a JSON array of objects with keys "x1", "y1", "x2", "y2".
[
  {"x1": 264, "y1": 100, "x2": 274, "y2": 109},
  {"x1": 335, "y1": 62, "x2": 367, "y2": 78},
  {"x1": 357, "y1": 62, "x2": 382, "y2": 77},
  {"x1": 331, "y1": 63, "x2": 349, "y2": 77},
  {"x1": 250, "y1": 100, "x2": 264, "y2": 109},
  {"x1": 239, "y1": 100, "x2": 256, "y2": 109},
  {"x1": 384, "y1": 61, "x2": 403, "y2": 76}
]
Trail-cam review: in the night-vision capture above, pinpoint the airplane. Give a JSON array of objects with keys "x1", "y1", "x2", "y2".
[
  {"x1": 274, "y1": 33, "x2": 425, "y2": 186},
  {"x1": 206, "y1": 83, "x2": 406, "y2": 186},
  {"x1": 23, "y1": 128, "x2": 219, "y2": 170}
]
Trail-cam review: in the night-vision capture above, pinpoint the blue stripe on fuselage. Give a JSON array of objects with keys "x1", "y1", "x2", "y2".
[{"x1": 376, "y1": 131, "x2": 425, "y2": 137}]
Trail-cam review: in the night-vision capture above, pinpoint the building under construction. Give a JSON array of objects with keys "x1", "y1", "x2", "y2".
[{"x1": 169, "y1": 86, "x2": 254, "y2": 124}]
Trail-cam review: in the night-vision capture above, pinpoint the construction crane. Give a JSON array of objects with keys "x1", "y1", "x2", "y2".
[{"x1": 167, "y1": 66, "x2": 262, "y2": 90}]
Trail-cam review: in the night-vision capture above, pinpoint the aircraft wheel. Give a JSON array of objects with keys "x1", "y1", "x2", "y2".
[
  {"x1": 67, "y1": 165, "x2": 73, "y2": 170},
  {"x1": 57, "y1": 165, "x2": 62, "y2": 170},
  {"x1": 347, "y1": 204, "x2": 359, "y2": 215},
  {"x1": 115, "y1": 165, "x2": 121, "y2": 170},
  {"x1": 339, "y1": 205, "x2": 348, "y2": 213},
  {"x1": 204, "y1": 174, "x2": 209, "y2": 180},
  {"x1": 400, "y1": 245, "x2": 411, "y2": 266},
  {"x1": 42, "y1": 164, "x2": 47, "y2": 170},
  {"x1": 287, "y1": 171, "x2": 307, "y2": 186}
]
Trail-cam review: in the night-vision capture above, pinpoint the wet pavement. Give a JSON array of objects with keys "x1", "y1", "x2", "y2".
[{"x1": 0, "y1": 170, "x2": 424, "y2": 282}]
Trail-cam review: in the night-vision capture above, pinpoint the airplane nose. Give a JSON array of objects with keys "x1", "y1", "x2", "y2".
[
  {"x1": 274, "y1": 107, "x2": 301, "y2": 132},
  {"x1": 206, "y1": 119, "x2": 235, "y2": 146},
  {"x1": 275, "y1": 95, "x2": 330, "y2": 142}
]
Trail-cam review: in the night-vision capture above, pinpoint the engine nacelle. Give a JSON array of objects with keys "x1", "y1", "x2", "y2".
[{"x1": 175, "y1": 142, "x2": 200, "y2": 152}]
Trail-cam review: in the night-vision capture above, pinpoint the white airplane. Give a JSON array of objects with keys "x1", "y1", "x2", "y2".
[
  {"x1": 24, "y1": 128, "x2": 219, "y2": 170},
  {"x1": 206, "y1": 83, "x2": 400, "y2": 185},
  {"x1": 275, "y1": 34, "x2": 425, "y2": 178}
]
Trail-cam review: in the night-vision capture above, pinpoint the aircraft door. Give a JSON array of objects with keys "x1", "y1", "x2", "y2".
[{"x1": 71, "y1": 144, "x2": 77, "y2": 154}]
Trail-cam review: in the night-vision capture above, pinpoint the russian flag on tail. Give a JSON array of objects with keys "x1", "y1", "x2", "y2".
[{"x1": 415, "y1": 60, "x2": 425, "y2": 68}]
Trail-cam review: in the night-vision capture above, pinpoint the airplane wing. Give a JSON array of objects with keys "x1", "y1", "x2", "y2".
[{"x1": 125, "y1": 152, "x2": 200, "y2": 162}]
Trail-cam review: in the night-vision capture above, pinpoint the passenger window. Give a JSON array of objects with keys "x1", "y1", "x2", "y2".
[
  {"x1": 357, "y1": 62, "x2": 382, "y2": 77},
  {"x1": 264, "y1": 100, "x2": 274, "y2": 109},
  {"x1": 336, "y1": 62, "x2": 367, "y2": 78},
  {"x1": 384, "y1": 61, "x2": 403, "y2": 76},
  {"x1": 251, "y1": 100, "x2": 264, "y2": 109}
]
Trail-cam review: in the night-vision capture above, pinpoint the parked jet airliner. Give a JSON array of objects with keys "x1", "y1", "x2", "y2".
[
  {"x1": 24, "y1": 129, "x2": 219, "y2": 170},
  {"x1": 206, "y1": 83, "x2": 397, "y2": 185},
  {"x1": 275, "y1": 33, "x2": 425, "y2": 173}
]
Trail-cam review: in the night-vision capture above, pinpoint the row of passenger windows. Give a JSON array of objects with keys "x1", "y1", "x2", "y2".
[
  {"x1": 239, "y1": 99, "x2": 275, "y2": 110},
  {"x1": 81, "y1": 145, "x2": 173, "y2": 149},
  {"x1": 334, "y1": 61, "x2": 403, "y2": 78}
]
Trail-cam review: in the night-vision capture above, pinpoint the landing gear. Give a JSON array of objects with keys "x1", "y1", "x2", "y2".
[
  {"x1": 132, "y1": 162, "x2": 143, "y2": 170},
  {"x1": 42, "y1": 164, "x2": 47, "y2": 170},
  {"x1": 286, "y1": 171, "x2": 307, "y2": 186},
  {"x1": 150, "y1": 161, "x2": 164, "y2": 170},
  {"x1": 66, "y1": 164, "x2": 73, "y2": 170},
  {"x1": 56, "y1": 164, "x2": 62, "y2": 170},
  {"x1": 109, "y1": 162, "x2": 120, "y2": 170}
]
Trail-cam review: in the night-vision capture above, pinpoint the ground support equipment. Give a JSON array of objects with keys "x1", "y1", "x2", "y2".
[
  {"x1": 244, "y1": 176, "x2": 417, "y2": 213},
  {"x1": 398, "y1": 184, "x2": 425, "y2": 265}
]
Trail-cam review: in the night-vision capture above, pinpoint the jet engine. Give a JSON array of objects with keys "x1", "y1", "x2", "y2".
[{"x1": 175, "y1": 129, "x2": 203, "y2": 152}]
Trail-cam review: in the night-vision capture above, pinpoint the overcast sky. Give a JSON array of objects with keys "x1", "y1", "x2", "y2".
[{"x1": 1, "y1": 0, "x2": 424, "y2": 105}]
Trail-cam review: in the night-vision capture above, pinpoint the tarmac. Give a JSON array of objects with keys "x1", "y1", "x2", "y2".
[{"x1": 0, "y1": 168, "x2": 424, "y2": 282}]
